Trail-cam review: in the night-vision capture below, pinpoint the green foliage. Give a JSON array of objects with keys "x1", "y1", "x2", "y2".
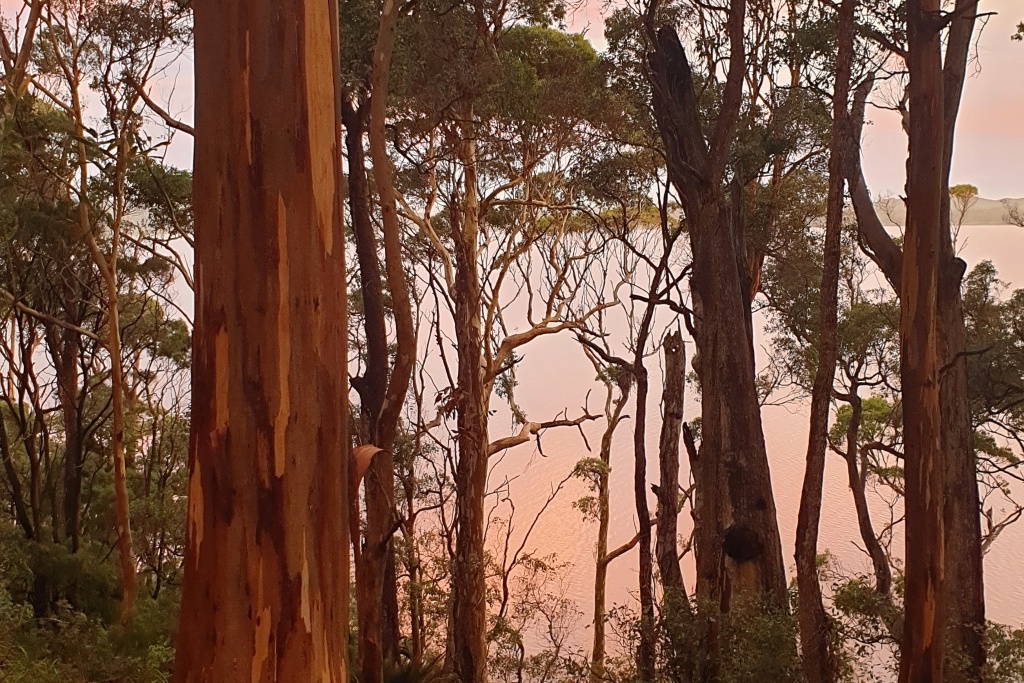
[
  {"x1": 984, "y1": 623, "x2": 1024, "y2": 682},
  {"x1": 0, "y1": 531, "x2": 177, "y2": 683}
]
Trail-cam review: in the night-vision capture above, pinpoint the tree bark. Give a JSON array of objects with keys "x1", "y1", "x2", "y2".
[
  {"x1": 365, "y1": 0, "x2": 417, "y2": 670},
  {"x1": 47, "y1": 325, "x2": 83, "y2": 552},
  {"x1": 794, "y1": 1, "x2": 853, "y2": 679},
  {"x1": 899, "y1": 2, "x2": 946, "y2": 679},
  {"x1": 451, "y1": 115, "x2": 490, "y2": 683},
  {"x1": 937, "y1": 4, "x2": 985, "y2": 680},
  {"x1": 648, "y1": 8, "x2": 788, "y2": 631},
  {"x1": 846, "y1": 8, "x2": 984, "y2": 674},
  {"x1": 588, "y1": 362, "x2": 631, "y2": 683},
  {"x1": 656, "y1": 331, "x2": 693, "y2": 681},
  {"x1": 173, "y1": 1, "x2": 349, "y2": 680},
  {"x1": 632, "y1": 364, "x2": 656, "y2": 682},
  {"x1": 656, "y1": 331, "x2": 686, "y2": 594}
]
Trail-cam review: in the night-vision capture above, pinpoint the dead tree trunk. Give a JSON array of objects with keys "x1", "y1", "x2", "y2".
[
  {"x1": 656, "y1": 330, "x2": 693, "y2": 682},
  {"x1": 173, "y1": 1, "x2": 350, "y2": 680},
  {"x1": 794, "y1": 1, "x2": 853, "y2": 679}
]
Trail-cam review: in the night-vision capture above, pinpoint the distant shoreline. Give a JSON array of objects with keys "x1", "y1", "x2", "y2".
[{"x1": 873, "y1": 196, "x2": 1024, "y2": 227}]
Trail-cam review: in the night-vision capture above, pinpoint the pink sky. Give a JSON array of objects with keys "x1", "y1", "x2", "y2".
[
  {"x1": 3, "y1": 0, "x2": 1022, "y2": 197},
  {"x1": 567, "y1": 0, "x2": 1024, "y2": 198}
]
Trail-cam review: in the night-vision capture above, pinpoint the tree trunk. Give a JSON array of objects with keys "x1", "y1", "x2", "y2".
[
  {"x1": 845, "y1": 5, "x2": 984, "y2": 673},
  {"x1": 48, "y1": 326, "x2": 83, "y2": 552},
  {"x1": 633, "y1": 365, "x2": 656, "y2": 682},
  {"x1": 656, "y1": 331, "x2": 692, "y2": 681},
  {"x1": 795, "y1": 1, "x2": 853, "y2": 679},
  {"x1": 173, "y1": 1, "x2": 350, "y2": 680},
  {"x1": 938, "y1": 281, "x2": 984, "y2": 681},
  {"x1": 451, "y1": 116, "x2": 490, "y2": 683},
  {"x1": 938, "y1": 4, "x2": 985, "y2": 679},
  {"x1": 590, "y1": 370, "x2": 630, "y2": 683},
  {"x1": 648, "y1": 19, "x2": 787, "y2": 615},
  {"x1": 365, "y1": 0, "x2": 417, "y2": 670},
  {"x1": 899, "y1": 2, "x2": 946, "y2": 679},
  {"x1": 106, "y1": 283, "x2": 136, "y2": 624}
]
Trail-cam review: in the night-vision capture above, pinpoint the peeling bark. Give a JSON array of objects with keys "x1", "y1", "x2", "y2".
[
  {"x1": 173, "y1": 1, "x2": 349, "y2": 680},
  {"x1": 899, "y1": 2, "x2": 946, "y2": 678}
]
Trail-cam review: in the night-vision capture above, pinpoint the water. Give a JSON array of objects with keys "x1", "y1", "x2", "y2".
[{"x1": 483, "y1": 224, "x2": 1024, "y2": 652}]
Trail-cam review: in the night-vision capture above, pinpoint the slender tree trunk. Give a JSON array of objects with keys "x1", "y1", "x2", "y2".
[
  {"x1": 451, "y1": 115, "x2": 490, "y2": 683},
  {"x1": 365, "y1": 1, "x2": 417, "y2": 670},
  {"x1": 633, "y1": 365, "x2": 656, "y2": 683},
  {"x1": 656, "y1": 331, "x2": 686, "y2": 593},
  {"x1": 795, "y1": 2, "x2": 853, "y2": 679},
  {"x1": 72, "y1": 70, "x2": 135, "y2": 621},
  {"x1": 899, "y1": 2, "x2": 946, "y2": 679},
  {"x1": 105, "y1": 280, "x2": 136, "y2": 624},
  {"x1": 0, "y1": 417, "x2": 34, "y2": 538},
  {"x1": 843, "y1": 391, "x2": 894, "y2": 598},
  {"x1": 173, "y1": 1, "x2": 349, "y2": 680},
  {"x1": 656, "y1": 331, "x2": 693, "y2": 682},
  {"x1": 590, "y1": 371, "x2": 630, "y2": 683},
  {"x1": 49, "y1": 327, "x2": 83, "y2": 552}
]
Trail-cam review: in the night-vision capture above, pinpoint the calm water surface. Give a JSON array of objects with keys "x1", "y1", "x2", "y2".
[{"x1": 486, "y1": 225, "x2": 1024, "y2": 649}]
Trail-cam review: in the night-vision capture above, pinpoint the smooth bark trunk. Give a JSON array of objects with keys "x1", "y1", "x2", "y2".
[
  {"x1": 795, "y1": 1, "x2": 853, "y2": 679},
  {"x1": 633, "y1": 366, "x2": 656, "y2": 682},
  {"x1": 173, "y1": 1, "x2": 349, "y2": 680},
  {"x1": 899, "y1": 2, "x2": 946, "y2": 678},
  {"x1": 590, "y1": 372, "x2": 630, "y2": 683},
  {"x1": 451, "y1": 116, "x2": 490, "y2": 683},
  {"x1": 938, "y1": 4, "x2": 985, "y2": 679}
]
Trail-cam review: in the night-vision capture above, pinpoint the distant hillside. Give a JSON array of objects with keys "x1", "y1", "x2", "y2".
[{"x1": 873, "y1": 196, "x2": 1024, "y2": 226}]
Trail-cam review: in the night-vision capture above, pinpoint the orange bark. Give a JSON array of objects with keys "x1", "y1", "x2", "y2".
[{"x1": 173, "y1": 1, "x2": 350, "y2": 680}]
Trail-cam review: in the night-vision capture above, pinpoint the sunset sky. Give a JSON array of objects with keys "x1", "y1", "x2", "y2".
[
  {"x1": 3, "y1": 0, "x2": 1022, "y2": 198},
  {"x1": 564, "y1": 0, "x2": 1024, "y2": 199}
]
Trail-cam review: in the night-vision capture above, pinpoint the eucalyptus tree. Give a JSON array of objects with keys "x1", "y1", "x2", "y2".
[
  {"x1": 372, "y1": 7, "x2": 615, "y2": 678},
  {"x1": 793, "y1": 0, "x2": 855, "y2": 679},
  {"x1": 339, "y1": 0, "x2": 417, "y2": 676},
  {"x1": 840, "y1": 1, "x2": 987, "y2": 677},
  {"x1": 644, "y1": 4, "x2": 837, "y2": 675},
  {"x1": 173, "y1": 0, "x2": 350, "y2": 679}
]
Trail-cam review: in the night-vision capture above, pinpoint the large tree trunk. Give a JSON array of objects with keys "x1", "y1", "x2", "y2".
[
  {"x1": 173, "y1": 1, "x2": 350, "y2": 680},
  {"x1": 451, "y1": 117, "x2": 490, "y2": 683},
  {"x1": 845, "y1": 6, "x2": 984, "y2": 673},
  {"x1": 648, "y1": 16, "x2": 788, "y2": 679},
  {"x1": 938, "y1": 281, "x2": 985, "y2": 681},
  {"x1": 794, "y1": 1, "x2": 853, "y2": 679},
  {"x1": 938, "y1": 4, "x2": 985, "y2": 679},
  {"x1": 899, "y1": 1, "x2": 946, "y2": 679}
]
